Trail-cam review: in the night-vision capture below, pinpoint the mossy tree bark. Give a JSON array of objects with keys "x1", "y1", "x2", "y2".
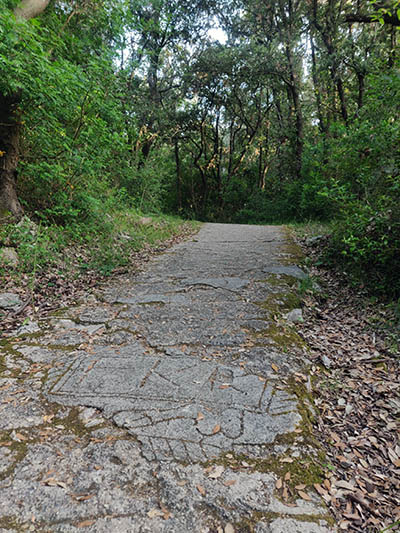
[
  {"x1": 0, "y1": 0, "x2": 50, "y2": 221},
  {"x1": 0, "y1": 92, "x2": 24, "y2": 221}
]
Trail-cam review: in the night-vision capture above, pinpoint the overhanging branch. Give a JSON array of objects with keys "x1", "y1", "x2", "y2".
[{"x1": 345, "y1": 12, "x2": 400, "y2": 26}]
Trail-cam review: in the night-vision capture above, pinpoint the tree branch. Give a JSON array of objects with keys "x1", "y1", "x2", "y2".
[{"x1": 345, "y1": 12, "x2": 400, "y2": 26}]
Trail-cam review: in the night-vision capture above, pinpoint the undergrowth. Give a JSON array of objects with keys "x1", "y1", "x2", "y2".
[{"x1": 0, "y1": 209, "x2": 198, "y2": 279}]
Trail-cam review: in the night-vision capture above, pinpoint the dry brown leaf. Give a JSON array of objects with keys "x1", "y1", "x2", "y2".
[
  {"x1": 271, "y1": 363, "x2": 279, "y2": 372},
  {"x1": 298, "y1": 490, "x2": 312, "y2": 501},
  {"x1": 335, "y1": 480, "x2": 355, "y2": 491},
  {"x1": 323, "y1": 479, "x2": 331, "y2": 490},
  {"x1": 314, "y1": 483, "x2": 327, "y2": 496},
  {"x1": 284, "y1": 472, "x2": 291, "y2": 481},
  {"x1": 77, "y1": 520, "x2": 96, "y2": 528},
  {"x1": 72, "y1": 494, "x2": 94, "y2": 502},
  {"x1": 223, "y1": 480, "x2": 236, "y2": 487},
  {"x1": 160, "y1": 505, "x2": 171, "y2": 520},
  {"x1": 196, "y1": 485, "x2": 206, "y2": 496},
  {"x1": 197, "y1": 412, "x2": 204, "y2": 421},
  {"x1": 15, "y1": 433, "x2": 27, "y2": 441},
  {"x1": 147, "y1": 508, "x2": 163, "y2": 518},
  {"x1": 276, "y1": 478, "x2": 283, "y2": 489},
  {"x1": 295, "y1": 483, "x2": 306, "y2": 490},
  {"x1": 212, "y1": 424, "x2": 221, "y2": 434}
]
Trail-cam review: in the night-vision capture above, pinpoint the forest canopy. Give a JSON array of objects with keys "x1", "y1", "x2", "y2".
[{"x1": 0, "y1": 0, "x2": 399, "y2": 295}]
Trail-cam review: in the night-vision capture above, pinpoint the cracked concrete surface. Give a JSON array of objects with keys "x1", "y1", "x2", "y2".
[{"x1": 0, "y1": 223, "x2": 335, "y2": 532}]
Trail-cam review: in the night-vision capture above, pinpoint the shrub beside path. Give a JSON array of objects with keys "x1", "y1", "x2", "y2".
[{"x1": 0, "y1": 223, "x2": 335, "y2": 532}]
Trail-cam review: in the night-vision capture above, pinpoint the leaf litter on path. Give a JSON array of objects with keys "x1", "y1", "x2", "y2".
[{"x1": 295, "y1": 235, "x2": 400, "y2": 532}]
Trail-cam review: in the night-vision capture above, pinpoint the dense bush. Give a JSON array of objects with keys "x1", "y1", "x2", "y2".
[{"x1": 313, "y1": 71, "x2": 400, "y2": 296}]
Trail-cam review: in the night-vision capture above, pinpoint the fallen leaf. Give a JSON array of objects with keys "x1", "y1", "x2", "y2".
[
  {"x1": 271, "y1": 363, "x2": 279, "y2": 372},
  {"x1": 298, "y1": 490, "x2": 312, "y2": 501},
  {"x1": 160, "y1": 504, "x2": 171, "y2": 520},
  {"x1": 212, "y1": 424, "x2": 221, "y2": 434},
  {"x1": 196, "y1": 485, "x2": 206, "y2": 496},
  {"x1": 314, "y1": 483, "x2": 327, "y2": 496},
  {"x1": 77, "y1": 520, "x2": 96, "y2": 527},
  {"x1": 177, "y1": 480, "x2": 187, "y2": 486},
  {"x1": 284, "y1": 472, "x2": 291, "y2": 481},
  {"x1": 223, "y1": 479, "x2": 236, "y2": 486},
  {"x1": 42, "y1": 477, "x2": 67, "y2": 489},
  {"x1": 15, "y1": 433, "x2": 27, "y2": 441},
  {"x1": 335, "y1": 480, "x2": 355, "y2": 491},
  {"x1": 147, "y1": 508, "x2": 163, "y2": 518},
  {"x1": 295, "y1": 483, "x2": 306, "y2": 490},
  {"x1": 72, "y1": 494, "x2": 94, "y2": 502},
  {"x1": 197, "y1": 412, "x2": 204, "y2": 421},
  {"x1": 209, "y1": 465, "x2": 224, "y2": 479},
  {"x1": 280, "y1": 457, "x2": 294, "y2": 463},
  {"x1": 276, "y1": 478, "x2": 283, "y2": 489}
]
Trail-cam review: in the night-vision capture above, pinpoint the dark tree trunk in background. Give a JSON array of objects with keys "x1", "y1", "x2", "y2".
[
  {"x1": 0, "y1": 93, "x2": 24, "y2": 220},
  {"x1": 0, "y1": 0, "x2": 50, "y2": 221},
  {"x1": 174, "y1": 139, "x2": 182, "y2": 210}
]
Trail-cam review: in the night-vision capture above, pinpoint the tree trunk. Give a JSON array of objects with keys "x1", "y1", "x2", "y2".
[
  {"x1": 285, "y1": 43, "x2": 304, "y2": 179},
  {"x1": 0, "y1": 0, "x2": 51, "y2": 221},
  {"x1": 0, "y1": 93, "x2": 24, "y2": 220},
  {"x1": 310, "y1": 34, "x2": 327, "y2": 133},
  {"x1": 174, "y1": 139, "x2": 182, "y2": 211}
]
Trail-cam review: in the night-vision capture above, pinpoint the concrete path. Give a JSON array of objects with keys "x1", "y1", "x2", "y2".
[{"x1": 0, "y1": 224, "x2": 335, "y2": 532}]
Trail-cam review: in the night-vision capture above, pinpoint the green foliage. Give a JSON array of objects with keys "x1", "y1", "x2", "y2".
[
  {"x1": 1, "y1": 209, "x2": 194, "y2": 277},
  {"x1": 315, "y1": 71, "x2": 400, "y2": 296},
  {"x1": 0, "y1": 218, "x2": 64, "y2": 271}
]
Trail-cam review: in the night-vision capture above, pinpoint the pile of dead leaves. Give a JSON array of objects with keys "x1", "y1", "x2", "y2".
[
  {"x1": 296, "y1": 237, "x2": 400, "y2": 532},
  {"x1": 0, "y1": 222, "x2": 197, "y2": 338}
]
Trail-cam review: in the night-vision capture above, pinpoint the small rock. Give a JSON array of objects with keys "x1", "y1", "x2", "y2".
[
  {"x1": 320, "y1": 355, "x2": 333, "y2": 369},
  {"x1": 16, "y1": 321, "x2": 41, "y2": 335},
  {"x1": 0, "y1": 247, "x2": 19, "y2": 267},
  {"x1": 286, "y1": 308, "x2": 303, "y2": 323},
  {"x1": 0, "y1": 292, "x2": 22, "y2": 310},
  {"x1": 16, "y1": 216, "x2": 38, "y2": 236},
  {"x1": 52, "y1": 318, "x2": 77, "y2": 329}
]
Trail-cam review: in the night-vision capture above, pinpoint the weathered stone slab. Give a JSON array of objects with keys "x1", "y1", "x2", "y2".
[
  {"x1": 47, "y1": 352, "x2": 299, "y2": 461},
  {"x1": 0, "y1": 292, "x2": 21, "y2": 310},
  {"x1": 262, "y1": 265, "x2": 307, "y2": 279}
]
